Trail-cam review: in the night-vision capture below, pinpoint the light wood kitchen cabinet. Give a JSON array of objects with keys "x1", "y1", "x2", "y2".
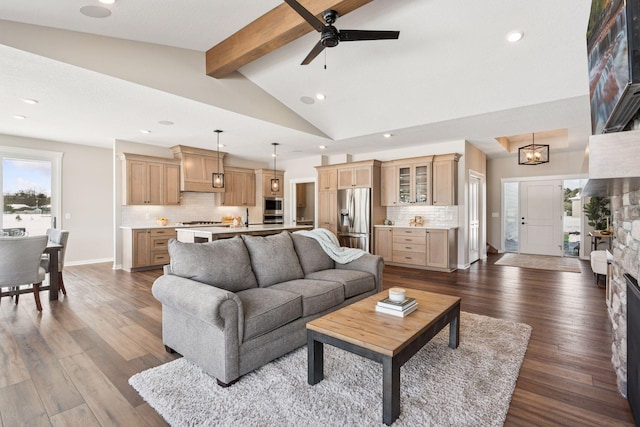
[
  {"x1": 122, "y1": 227, "x2": 177, "y2": 271},
  {"x1": 392, "y1": 227, "x2": 427, "y2": 266},
  {"x1": 432, "y1": 154, "x2": 460, "y2": 206},
  {"x1": 337, "y1": 165, "x2": 372, "y2": 189},
  {"x1": 260, "y1": 170, "x2": 284, "y2": 198},
  {"x1": 396, "y1": 156, "x2": 433, "y2": 204},
  {"x1": 296, "y1": 183, "x2": 306, "y2": 208},
  {"x1": 426, "y1": 229, "x2": 449, "y2": 269},
  {"x1": 380, "y1": 227, "x2": 457, "y2": 272},
  {"x1": 222, "y1": 167, "x2": 256, "y2": 206},
  {"x1": 318, "y1": 190, "x2": 337, "y2": 235},
  {"x1": 427, "y1": 228, "x2": 458, "y2": 270},
  {"x1": 121, "y1": 153, "x2": 181, "y2": 206},
  {"x1": 374, "y1": 227, "x2": 393, "y2": 261},
  {"x1": 170, "y1": 145, "x2": 225, "y2": 193},
  {"x1": 381, "y1": 163, "x2": 397, "y2": 206},
  {"x1": 318, "y1": 167, "x2": 338, "y2": 191}
]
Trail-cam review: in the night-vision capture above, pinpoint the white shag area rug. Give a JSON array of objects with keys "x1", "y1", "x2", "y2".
[{"x1": 130, "y1": 312, "x2": 531, "y2": 426}]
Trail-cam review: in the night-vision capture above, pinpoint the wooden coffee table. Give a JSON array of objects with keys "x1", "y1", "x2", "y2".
[{"x1": 306, "y1": 288, "x2": 461, "y2": 425}]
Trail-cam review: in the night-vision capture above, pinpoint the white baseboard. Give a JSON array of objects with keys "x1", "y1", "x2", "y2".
[{"x1": 66, "y1": 258, "x2": 113, "y2": 267}]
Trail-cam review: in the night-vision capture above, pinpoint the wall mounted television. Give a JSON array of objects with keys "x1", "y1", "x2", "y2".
[{"x1": 588, "y1": 0, "x2": 640, "y2": 134}]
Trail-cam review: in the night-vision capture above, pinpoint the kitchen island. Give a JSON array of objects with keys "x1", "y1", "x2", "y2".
[{"x1": 177, "y1": 224, "x2": 314, "y2": 243}]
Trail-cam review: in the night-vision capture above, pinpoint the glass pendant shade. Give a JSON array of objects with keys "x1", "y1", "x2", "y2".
[{"x1": 212, "y1": 130, "x2": 225, "y2": 188}]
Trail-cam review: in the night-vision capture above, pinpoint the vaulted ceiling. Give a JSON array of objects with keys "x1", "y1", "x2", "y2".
[{"x1": 0, "y1": 0, "x2": 592, "y2": 164}]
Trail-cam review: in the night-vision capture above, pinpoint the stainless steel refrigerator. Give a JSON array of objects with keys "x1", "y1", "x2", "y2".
[{"x1": 337, "y1": 188, "x2": 371, "y2": 252}]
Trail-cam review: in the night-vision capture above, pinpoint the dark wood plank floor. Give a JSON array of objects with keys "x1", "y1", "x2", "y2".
[{"x1": 0, "y1": 254, "x2": 633, "y2": 426}]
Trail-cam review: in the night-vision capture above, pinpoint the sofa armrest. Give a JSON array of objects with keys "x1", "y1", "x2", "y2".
[
  {"x1": 152, "y1": 274, "x2": 245, "y2": 341},
  {"x1": 335, "y1": 254, "x2": 384, "y2": 292}
]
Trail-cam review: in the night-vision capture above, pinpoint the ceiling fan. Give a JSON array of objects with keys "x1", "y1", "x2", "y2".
[{"x1": 284, "y1": 0, "x2": 400, "y2": 65}]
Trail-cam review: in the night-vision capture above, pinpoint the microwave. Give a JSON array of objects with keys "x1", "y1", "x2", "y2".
[{"x1": 264, "y1": 197, "x2": 283, "y2": 214}]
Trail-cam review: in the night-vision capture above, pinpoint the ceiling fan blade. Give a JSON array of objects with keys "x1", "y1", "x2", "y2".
[
  {"x1": 301, "y1": 41, "x2": 326, "y2": 65},
  {"x1": 339, "y1": 30, "x2": 400, "y2": 42},
  {"x1": 284, "y1": 0, "x2": 325, "y2": 32}
]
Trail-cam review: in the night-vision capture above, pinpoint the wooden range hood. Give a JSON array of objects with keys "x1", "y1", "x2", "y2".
[{"x1": 206, "y1": 0, "x2": 373, "y2": 78}]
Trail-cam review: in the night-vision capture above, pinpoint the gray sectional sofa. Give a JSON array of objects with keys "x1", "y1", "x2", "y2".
[{"x1": 152, "y1": 231, "x2": 384, "y2": 386}]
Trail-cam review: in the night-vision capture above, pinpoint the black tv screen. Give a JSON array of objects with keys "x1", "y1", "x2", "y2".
[{"x1": 588, "y1": 0, "x2": 640, "y2": 133}]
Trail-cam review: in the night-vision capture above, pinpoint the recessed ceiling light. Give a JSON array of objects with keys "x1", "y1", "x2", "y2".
[
  {"x1": 13, "y1": 115, "x2": 26, "y2": 120},
  {"x1": 506, "y1": 31, "x2": 523, "y2": 43},
  {"x1": 383, "y1": 133, "x2": 392, "y2": 138},
  {"x1": 140, "y1": 129, "x2": 151, "y2": 134},
  {"x1": 218, "y1": 144, "x2": 225, "y2": 148},
  {"x1": 319, "y1": 145, "x2": 326, "y2": 150},
  {"x1": 99, "y1": 0, "x2": 115, "y2": 4},
  {"x1": 316, "y1": 93, "x2": 326, "y2": 101},
  {"x1": 22, "y1": 98, "x2": 39, "y2": 105},
  {"x1": 158, "y1": 120, "x2": 174, "y2": 126},
  {"x1": 80, "y1": 5, "x2": 112, "y2": 18}
]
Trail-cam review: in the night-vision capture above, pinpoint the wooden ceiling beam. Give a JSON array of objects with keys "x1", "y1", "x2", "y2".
[{"x1": 206, "y1": 0, "x2": 373, "y2": 78}]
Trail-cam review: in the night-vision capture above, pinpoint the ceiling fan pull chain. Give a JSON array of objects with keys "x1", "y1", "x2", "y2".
[{"x1": 324, "y1": 50, "x2": 327, "y2": 70}]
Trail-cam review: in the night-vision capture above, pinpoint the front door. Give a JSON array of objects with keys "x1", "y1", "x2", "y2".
[{"x1": 519, "y1": 180, "x2": 563, "y2": 256}]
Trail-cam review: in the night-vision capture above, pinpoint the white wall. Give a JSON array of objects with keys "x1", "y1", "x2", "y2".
[
  {"x1": 486, "y1": 148, "x2": 588, "y2": 251},
  {"x1": 0, "y1": 134, "x2": 113, "y2": 265}
]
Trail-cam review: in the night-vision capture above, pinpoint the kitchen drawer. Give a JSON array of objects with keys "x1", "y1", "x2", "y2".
[
  {"x1": 392, "y1": 251, "x2": 426, "y2": 266},
  {"x1": 393, "y1": 242, "x2": 426, "y2": 253},
  {"x1": 392, "y1": 235, "x2": 427, "y2": 245},
  {"x1": 151, "y1": 237, "x2": 171, "y2": 251},
  {"x1": 152, "y1": 252, "x2": 170, "y2": 265},
  {"x1": 151, "y1": 228, "x2": 177, "y2": 237},
  {"x1": 393, "y1": 227, "x2": 426, "y2": 238}
]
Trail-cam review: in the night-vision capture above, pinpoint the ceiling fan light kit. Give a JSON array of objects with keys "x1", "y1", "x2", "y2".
[{"x1": 284, "y1": 0, "x2": 400, "y2": 65}]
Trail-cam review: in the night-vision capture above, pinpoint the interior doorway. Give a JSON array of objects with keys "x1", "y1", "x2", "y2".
[
  {"x1": 469, "y1": 171, "x2": 483, "y2": 264},
  {"x1": 289, "y1": 178, "x2": 316, "y2": 227}
]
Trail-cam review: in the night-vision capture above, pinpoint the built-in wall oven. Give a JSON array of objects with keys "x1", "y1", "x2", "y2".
[{"x1": 263, "y1": 197, "x2": 283, "y2": 224}]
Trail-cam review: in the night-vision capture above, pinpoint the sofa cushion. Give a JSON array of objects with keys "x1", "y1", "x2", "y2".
[
  {"x1": 290, "y1": 233, "x2": 334, "y2": 274},
  {"x1": 168, "y1": 237, "x2": 257, "y2": 292},
  {"x1": 242, "y1": 232, "x2": 304, "y2": 287},
  {"x1": 306, "y1": 269, "x2": 375, "y2": 298},
  {"x1": 236, "y1": 288, "x2": 302, "y2": 341},
  {"x1": 270, "y1": 279, "x2": 344, "y2": 317}
]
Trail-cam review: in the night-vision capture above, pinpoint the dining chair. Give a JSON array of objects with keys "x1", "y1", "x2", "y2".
[
  {"x1": 0, "y1": 235, "x2": 48, "y2": 311},
  {"x1": 41, "y1": 229, "x2": 69, "y2": 295}
]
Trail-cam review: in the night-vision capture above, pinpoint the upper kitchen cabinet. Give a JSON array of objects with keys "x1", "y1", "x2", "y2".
[
  {"x1": 121, "y1": 153, "x2": 180, "y2": 206},
  {"x1": 170, "y1": 145, "x2": 225, "y2": 193},
  {"x1": 318, "y1": 167, "x2": 338, "y2": 191},
  {"x1": 258, "y1": 169, "x2": 285, "y2": 198},
  {"x1": 337, "y1": 164, "x2": 373, "y2": 189},
  {"x1": 432, "y1": 154, "x2": 461, "y2": 206},
  {"x1": 381, "y1": 163, "x2": 397, "y2": 206},
  {"x1": 222, "y1": 167, "x2": 256, "y2": 206},
  {"x1": 396, "y1": 156, "x2": 433, "y2": 205}
]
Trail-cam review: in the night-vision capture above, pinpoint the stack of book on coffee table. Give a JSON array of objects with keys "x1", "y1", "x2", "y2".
[{"x1": 375, "y1": 296, "x2": 418, "y2": 317}]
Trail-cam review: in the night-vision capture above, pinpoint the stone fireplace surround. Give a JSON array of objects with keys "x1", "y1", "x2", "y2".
[{"x1": 609, "y1": 189, "x2": 640, "y2": 397}]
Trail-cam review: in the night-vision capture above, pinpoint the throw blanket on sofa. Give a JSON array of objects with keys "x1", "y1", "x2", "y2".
[{"x1": 294, "y1": 228, "x2": 366, "y2": 264}]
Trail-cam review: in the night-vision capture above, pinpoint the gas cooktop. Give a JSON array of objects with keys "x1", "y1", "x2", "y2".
[{"x1": 177, "y1": 221, "x2": 223, "y2": 226}]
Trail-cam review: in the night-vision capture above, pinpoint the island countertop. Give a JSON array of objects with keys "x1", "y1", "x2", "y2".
[{"x1": 176, "y1": 224, "x2": 313, "y2": 243}]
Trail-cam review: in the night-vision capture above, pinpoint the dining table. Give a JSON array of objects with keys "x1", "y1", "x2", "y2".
[{"x1": 44, "y1": 242, "x2": 63, "y2": 300}]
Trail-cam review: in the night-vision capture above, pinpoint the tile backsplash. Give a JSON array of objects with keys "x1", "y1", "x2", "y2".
[
  {"x1": 121, "y1": 192, "x2": 262, "y2": 227},
  {"x1": 386, "y1": 205, "x2": 459, "y2": 228}
]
